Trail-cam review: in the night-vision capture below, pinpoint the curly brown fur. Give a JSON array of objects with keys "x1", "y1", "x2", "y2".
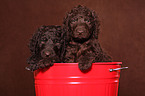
[
  {"x1": 62, "y1": 5, "x2": 112, "y2": 71},
  {"x1": 26, "y1": 25, "x2": 63, "y2": 71}
]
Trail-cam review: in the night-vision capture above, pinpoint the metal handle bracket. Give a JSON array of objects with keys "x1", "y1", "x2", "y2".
[{"x1": 110, "y1": 67, "x2": 128, "y2": 72}]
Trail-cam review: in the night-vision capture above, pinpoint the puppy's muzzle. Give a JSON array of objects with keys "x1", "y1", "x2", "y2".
[{"x1": 41, "y1": 50, "x2": 52, "y2": 58}]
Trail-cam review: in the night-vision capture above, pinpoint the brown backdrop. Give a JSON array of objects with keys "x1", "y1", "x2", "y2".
[{"x1": 0, "y1": 0, "x2": 145, "y2": 96}]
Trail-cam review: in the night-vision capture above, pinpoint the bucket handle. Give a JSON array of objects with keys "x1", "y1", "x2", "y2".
[{"x1": 110, "y1": 67, "x2": 128, "y2": 72}]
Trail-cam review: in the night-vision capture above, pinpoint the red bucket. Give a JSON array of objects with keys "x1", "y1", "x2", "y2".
[{"x1": 34, "y1": 62, "x2": 126, "y2": 96}]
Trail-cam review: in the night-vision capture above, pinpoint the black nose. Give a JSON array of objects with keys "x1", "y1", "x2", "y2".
[
  {"x1": 45, "y1": 52, "x2": 50, "y2": 57},
  {"x1": 78, "y1": 30, "x2": 84, "y2": 33}
]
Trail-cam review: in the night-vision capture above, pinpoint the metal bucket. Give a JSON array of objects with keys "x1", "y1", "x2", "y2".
[{"x1": 34, "y1": 62, "x2": 128, "y2": 96}]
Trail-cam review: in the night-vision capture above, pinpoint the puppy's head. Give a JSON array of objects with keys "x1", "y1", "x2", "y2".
[
  {"x1": 63, "y1": 5, "x2": 100, "y2": 43},
  {"x1": 70, "y1": 14, "x2": 92, "y2": 43},
  {"x1": 28, "y1": 25, "x2": 61, "y2": 64}
]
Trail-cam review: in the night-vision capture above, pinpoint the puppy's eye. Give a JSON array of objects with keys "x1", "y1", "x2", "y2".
[
  {"x1": 84, "y1": 18, "x2": 90, "y2": 22},
  {"x1": 75, "y1": 18, "x2": 78, "y2": 21},
  {"x1": 71, "y1": 18, "x2": 78, "y2": 22},
  {"x1": 41, "y1": 37, "x2": 48, "y2": 41}
]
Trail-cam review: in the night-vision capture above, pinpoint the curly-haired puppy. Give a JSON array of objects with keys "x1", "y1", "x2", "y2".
[
  {"x1": 26, "y1": 25, "x2": 63, "y2": 71},
  {"x1": 63, "y1": 5, "x2": 112, "y2": 71}
]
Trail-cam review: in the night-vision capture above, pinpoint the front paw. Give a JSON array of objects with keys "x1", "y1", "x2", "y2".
[
  {"x1": 26, "y1": 64, "x2": 40, "y2": 72},
  {"x1": 38, "y1": 59, "x2": 53, "y2": 68},
  {"x1": 78, "y1": 63, "x2": 92, "y2": 71}
]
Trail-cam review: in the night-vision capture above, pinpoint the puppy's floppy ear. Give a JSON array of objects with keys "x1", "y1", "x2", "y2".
[
  {"x1": 53, "y1": 46, "x2": 59, "y2": 55},
  {"x1": 27, "y1": 25, "x2": 46, "y2": 64},
  {"x1": 62, "y1": 13, "x2": 72, "y2": 43},
  {"x1": 91, "y1": 11, "x2": 100, "y2": 39}
]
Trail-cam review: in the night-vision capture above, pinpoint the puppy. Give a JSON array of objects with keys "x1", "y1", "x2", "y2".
[
  {"x1": 62, "y1": 5, "x2": 112, "y2": 71},
  {"x1": 26, "y1": 25, "x2": 63, "y2": 71}
]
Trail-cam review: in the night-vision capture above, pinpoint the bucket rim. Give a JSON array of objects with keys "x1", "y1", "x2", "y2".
[{"x1": 54, "y1": 62, "x2": 122, "y2": 66}]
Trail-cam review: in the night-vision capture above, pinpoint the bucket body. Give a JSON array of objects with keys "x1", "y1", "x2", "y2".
[{"x1": 34, "y1": 62, "x2": 122, "y2": 96}]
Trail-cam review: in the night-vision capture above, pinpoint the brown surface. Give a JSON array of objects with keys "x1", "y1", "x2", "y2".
[{"x1": 0, "y1": 0, "x2": 145, "y2": 96}]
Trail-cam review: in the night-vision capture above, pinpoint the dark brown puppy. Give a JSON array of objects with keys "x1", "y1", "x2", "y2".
[
  {"x1": 26, "y1": 25, "x2": 63, "y2": 71},
  {"x1": 63, "y1": 5, "x2": 112, "y2": 71}
]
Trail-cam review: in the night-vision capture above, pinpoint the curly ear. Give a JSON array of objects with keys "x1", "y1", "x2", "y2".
[
  {"x1": 27, "y1": 26, "x2": 46, "y2": 64},
  {"x1": 62, "y1": 13, "x2": 72, "y2": 43},
  {"x1": 91, "y1": 10, "x2": 100, "y2": 39}
]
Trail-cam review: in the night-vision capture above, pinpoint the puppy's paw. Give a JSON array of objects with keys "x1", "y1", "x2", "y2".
[
  {"x1": 78, "y1": 63, "x2": 92, "y2": 71},
  {"x1": 26, "y1": 64, "x2": 39, "y2": 72},
  {"x1": 39, "y1": 59, "x2": 53, "y2": 68}
]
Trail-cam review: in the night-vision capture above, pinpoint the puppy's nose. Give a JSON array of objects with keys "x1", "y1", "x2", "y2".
[
  {"x1": 45, "y1": 52, "x2": 50, "y2": 57},
  {"x1": 78, "y1": 30, "x2": 84, "y2": 33},
  {"x1": 77, "y1": 28, "x2": 84, "y2": 34}
]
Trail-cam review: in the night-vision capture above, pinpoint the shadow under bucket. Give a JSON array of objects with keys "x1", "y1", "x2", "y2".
[{"x1": 34, "y1": 62, "x2": 127, "y2": 96}]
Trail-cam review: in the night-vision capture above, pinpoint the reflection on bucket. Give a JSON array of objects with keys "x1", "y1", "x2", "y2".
[{"x1": 34, "y1": 62, "x2": 127, "y2": 96}]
